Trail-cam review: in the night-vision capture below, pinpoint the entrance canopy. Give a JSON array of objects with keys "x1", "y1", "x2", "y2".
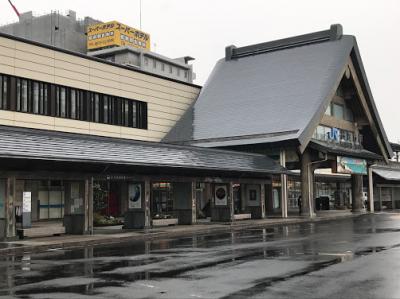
[
  {"x1": 372, "y1": 165, "x2": 400, "y2": 181},
  {"x1": 0, "y1": 126, "x2": 286, "y2": 177}
]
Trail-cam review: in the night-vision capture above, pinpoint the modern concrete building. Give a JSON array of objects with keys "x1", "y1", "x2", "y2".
[
  {"x1": 0, "y1": 31, "x2": 284, "y2": 240},
  {"x1": 0, "y1": 10, "x2": 196, "y2": 83},
  {"x1": 88, "y1": 46, "x2": 196, "y2": 83},
  {"x1": 165, "y1": 24, "x2": 394, "y2": 217},
  {"x1": 0, "y1": 10, "x2": 99, "y2": 53}
]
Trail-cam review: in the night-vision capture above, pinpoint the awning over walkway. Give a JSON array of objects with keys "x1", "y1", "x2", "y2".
[
  {"x1": 0, "y1": 126, "x2": 286, "y2": 176},
  {"x1": 372, "y1": 167, "x2": 400, "y2": 181},
  {"x1": 309, "y1": 140, "x2": 382, "y2": 160}
]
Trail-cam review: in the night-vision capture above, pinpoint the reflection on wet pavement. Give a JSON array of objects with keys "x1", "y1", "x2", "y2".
[{"x1": 1, "y1": 213, "x2": 400, "y2": 298}]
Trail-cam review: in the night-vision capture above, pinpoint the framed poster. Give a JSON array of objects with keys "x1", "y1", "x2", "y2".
[
  {"x1": 215, "y1": 185, "x2": 228, "y2": 206},
  {"x1": 129, "y1": 183, "x2": 142, "y2": 209},
  {"x1": 337, "y1": 156, "x2": 367, "y2": 175},
  {"x1": 22, "y1": 192, "x2": 31, "y2": 213}
]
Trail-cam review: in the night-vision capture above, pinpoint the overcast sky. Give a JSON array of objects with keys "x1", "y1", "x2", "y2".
[{"x1": 0, "y1": 0, "x2": 399, "y2": 142}]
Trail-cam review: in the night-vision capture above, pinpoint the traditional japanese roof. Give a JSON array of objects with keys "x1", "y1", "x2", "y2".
[
  {"x1": 164, "y1": 25, "x2": 392, "y2": 160},
  {"x1": 0, "y1": 126, "x2": 286, "y2": 177}
]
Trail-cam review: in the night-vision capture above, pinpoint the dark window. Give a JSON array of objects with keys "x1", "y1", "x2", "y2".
[
  {"x1": 0, "y1": 75, "x2": 8, "y2": 110},
  {"x1": 2, "y1": 73, "x2": 147, "y2": 130},
  {"x1": 16, "y1": 78, "x2": 49, "y2": 115},
  {"x1": 55, "y1": 86, "x2": 67, "y2": 118},
  {"x1": 16, "y1": 78, "x2": 28, "y2": 112},
  {"x1": 91, "y1": 93, "x2": 100, "y2": 123},
  {"x1": 332, "y1": 103, "x2": 344, "y2": 120}
]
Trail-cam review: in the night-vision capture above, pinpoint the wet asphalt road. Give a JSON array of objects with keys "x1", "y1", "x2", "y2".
[{"x1": 1, "y1": 213, "x2": 400, "y2": 299}]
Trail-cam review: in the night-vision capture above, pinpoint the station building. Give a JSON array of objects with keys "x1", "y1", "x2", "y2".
[
  {"x1": 0, "y1": 24, "x2": 397, "y2": 240},
  {"x1": 165, "y1": 24, "x2": 394, "y2": 217},
  {"x1": 0, "y1": 31, "x2": 285, "y2": 240}
]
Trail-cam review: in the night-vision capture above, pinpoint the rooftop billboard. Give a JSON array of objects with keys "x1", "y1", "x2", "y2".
[{"x1": 87, "y1": 21, "x2": 150, "y2": 51}]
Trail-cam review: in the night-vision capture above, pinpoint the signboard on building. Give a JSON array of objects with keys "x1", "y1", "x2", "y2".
[
  {"x1": 337, "y1": 156, "x2": 367, "y2": 175},
  {"x1": 87, "y1": 21, "x2": 151, "y2": 51},
  {"x1": 22, "y1": 192, "x2": 31, "y2": 213},
  {"x1": 214, "y1": 185, "x2": 228, "y2": 206},
  {"x1": 128, "y1": 183, "x2": 142, "y2": 209}
]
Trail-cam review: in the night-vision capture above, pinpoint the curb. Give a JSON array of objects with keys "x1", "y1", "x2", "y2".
[{"x1": 0, "y1": 213, "x2": 364, "y2": 256}]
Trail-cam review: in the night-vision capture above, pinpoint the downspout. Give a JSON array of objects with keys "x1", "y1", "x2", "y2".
[{"x1": 307, "y1": 153, "x2": 328, "y2": 217}]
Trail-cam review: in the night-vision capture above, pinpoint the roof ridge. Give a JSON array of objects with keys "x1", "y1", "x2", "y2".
[{"x1": 226, "y1": 24, "x2": 343, "y2": 60}]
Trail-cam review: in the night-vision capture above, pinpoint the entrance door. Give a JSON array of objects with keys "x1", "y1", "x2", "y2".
[
  {"x1": 152, "y1": 190, "x2": 173, "y2": 217},
  {"x1": 39, "y1": 189, "x2": 64, "y2": 220}
]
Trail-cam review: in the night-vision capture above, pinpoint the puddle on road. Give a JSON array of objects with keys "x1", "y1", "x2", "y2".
[{"x1": 2, "y1": 216, "x2": 400, "y2": 298}]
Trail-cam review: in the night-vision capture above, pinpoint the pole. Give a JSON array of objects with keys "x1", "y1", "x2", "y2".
[{"x1": 139, "y1": 0, "x2": 142, "y2": 30}]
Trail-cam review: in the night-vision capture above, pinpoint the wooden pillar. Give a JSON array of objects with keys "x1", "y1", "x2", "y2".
[
  {"x1": 88, "y1": 178, "x2": 94, "y2": 234},
  {"x1": 260, "y1": 183, "x2": 266, "y2": 219},
  {"x1": 191, "y1": 181, "x2": 197, "y2": 224},
  {"x1": 368, "y1": 167, "x2": 374, "y2": 213},
  {"x1": 300, "y1": 149, "x2": 314, "y2": 217},
  {"x1": 5, "y1": 176, "x2": 16, "y2": 239},
  {"x1": 351, "y1": 174, "x2": 363, "y2": 212},
  {"x1": 144, "y1": 179, "x2": 151, "y2": 228},
  {"x1": 280, "y1": 150, "x2": 288, "y2": 218},
  {"x1": 229, "y1": 182, "x2": 234, "y2": 222},
  {"x1": 84, "y1": 178, "x2": 93, "y2": 235}
]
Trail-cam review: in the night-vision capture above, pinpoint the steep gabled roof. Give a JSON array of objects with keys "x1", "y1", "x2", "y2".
[{"x1": 165, "y1": 25, "x2": 392, "y2": 159}]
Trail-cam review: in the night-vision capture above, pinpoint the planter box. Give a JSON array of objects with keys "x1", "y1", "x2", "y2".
[
  {"x1": 233, "y1": 213, "x2": 252, "y2": 220},
  {"x1": 152, "y1": 218, "x2": 178, "y2": 227}
]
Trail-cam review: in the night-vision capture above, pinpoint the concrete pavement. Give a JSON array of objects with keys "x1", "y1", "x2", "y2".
[{"x1": 0, "y1": 211, "x2": 362, "y2": 256}]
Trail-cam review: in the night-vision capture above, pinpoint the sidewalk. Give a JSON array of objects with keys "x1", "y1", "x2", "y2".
[{"x1": 0, "y1": 211, "x2": 362, "y2": 256}]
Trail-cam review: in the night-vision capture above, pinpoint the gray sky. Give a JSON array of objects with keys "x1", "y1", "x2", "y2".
[{"x1": 0, "y1": 0, "x2": 399, "y2": 142}]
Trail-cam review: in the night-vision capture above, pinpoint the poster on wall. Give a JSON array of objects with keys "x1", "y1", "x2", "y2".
[
  {"x1": 22, "y1": 192, "x2": 31, "y2": 213},
  {"x1": 128, "y1": 183, "x2": 142, "y2": 209},
  {"x1": 337, "y1": 156, "x2": 367, "y2": 175},
  {"x1": 247, "y1": 186, "x2": 260, "y2": 207},
  {"x1": 215, "y1": 185, "x2": 228, "y2": 206}
]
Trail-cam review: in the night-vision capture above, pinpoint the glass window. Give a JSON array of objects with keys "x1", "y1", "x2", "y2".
[
  {"x1": 33, "y1": 82, "x2": 39, "y2": 114},
  {"x1": 161, "y1": 63, "x2": 165, "y2": 72},
  {"x1": 132, "y1": 101, "x2": 137, "y2": 127},
  {"x1": 124, "y1": 100, "x2": 129, "y2": 127},
  {"x1": 103, "y1": 95, "x2": 109, "y2": 124},
  {"x1": 325, "y1": 103, "x2": 332, "y2": 116},
  {"x1": 345, "y1": 107, "x2": 354, "y2": 122},
  {"x1": 184, "y1": 71, "x2": 188, "y2": 78},
  {"x1": 92, "y1": 93, "x2": 100, "y2": 123},
  {"x1": 56, "y1": 86, "x2": 67, "y2": 118},
  {"x1": 70, "y1": 90, "x2": 76, "y2": 119},
  {"x1": 314, "y1": 125, "x2": 331, "y2": 141},
  {"x1": 332, "y1": 103, "x2": 344, "y2": 120},
  {"x1": 169, "y1": 65, "x2": 173, "y2": 74},
  {"x1": 177, "y1": 68, "x2": 181, "y2": 76},
  {"x1": 17, "y1": 79, "x2": 29, "y2": 112},
  {"x1": 0, "y1": 75, "x2": 7, "y2": 110},
  {"x1": 144, "y1": 57, "x2": 148, "y2": 66},
  {"x1": 153, "y1": 59, "x2": 157, "y2": 68}
]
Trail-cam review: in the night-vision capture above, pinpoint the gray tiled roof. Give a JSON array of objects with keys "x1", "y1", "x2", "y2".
[
  {"x1": 192, "y1": 36, "x2": 353, "y2": 144},
  {"x1": 372, "y1": 168, "x2": 400, "y2": 181},
  {"x1": 166, "y1": 26, "x2": 392, "y2": 159},
  {"x1": 0, "y1": 126, "x2": 286, "y2": 175}
]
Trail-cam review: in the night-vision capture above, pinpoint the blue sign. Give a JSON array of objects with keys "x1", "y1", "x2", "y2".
[{"x1": 328, "y1": 128, "x2": 340, "y2": 142}]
